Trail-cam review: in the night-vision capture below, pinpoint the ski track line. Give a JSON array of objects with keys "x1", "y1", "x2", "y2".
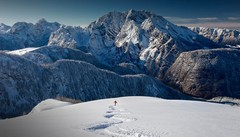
[{"x1": 84, "y1": 105, "x2": 168, "y2": 137}]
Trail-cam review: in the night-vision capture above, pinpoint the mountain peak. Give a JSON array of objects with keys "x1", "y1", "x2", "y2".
[{"x1": 37, "y1": 18, "x2": 48, "y2": 24}]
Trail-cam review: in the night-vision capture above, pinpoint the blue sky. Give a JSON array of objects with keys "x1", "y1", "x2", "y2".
[{"x1": 0, "y1": 0, "x2": 240, "y2": 30}]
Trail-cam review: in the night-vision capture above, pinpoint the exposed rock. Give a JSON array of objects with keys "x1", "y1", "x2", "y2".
[{"x1": 163, "y1": 48, "x2": 240, "y2": 99}]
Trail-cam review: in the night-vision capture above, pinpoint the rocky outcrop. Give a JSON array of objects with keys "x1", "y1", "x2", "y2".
[{"x1": 163, "y1": 48, "x2": 240, "y2": 99}]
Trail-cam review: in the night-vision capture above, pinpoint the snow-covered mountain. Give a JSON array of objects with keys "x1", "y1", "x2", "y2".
[
  {"x1": 190, "y1": 27, "x2": 240, "y2": 47},
  {"x1": 0, "y1": 97, "x2": 239, "y2": 137},
  {"x1": 1, "y1": 10, "x2": 240, "y2": 119},
  {"x1": 114, "y1": 10, "x2": 221, "y2": 79},
  {"x1": 0, "y1": 48, "x2": 188, "y2": 118},
  {"x1": 0, "y1": 19, "x2": 60, "y2": 50},
  {"x1": 49, "y1": 10, "x2": 220, "y2": 78},
  {"x1": 0, "y1": 23, "x2": 10, "y2": 33},
  {"x1": 48, "y1": 25, "x2": 89, "y2": 50},
  {"x1": 9, "y1": 18, "x2": 60, "y2": 47}
]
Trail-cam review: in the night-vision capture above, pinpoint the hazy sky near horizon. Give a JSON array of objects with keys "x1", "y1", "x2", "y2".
[{"x1": 0, "y1": 0, "x2": 240, "y2": 29}]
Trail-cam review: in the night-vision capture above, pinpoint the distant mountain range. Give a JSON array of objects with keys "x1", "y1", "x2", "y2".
[
  {"x1": 0, "y1": 10, "x2": 240, "y2": 118},
  {"x1": 190, "y1": 27, "x2": 240, "y2": 47}
]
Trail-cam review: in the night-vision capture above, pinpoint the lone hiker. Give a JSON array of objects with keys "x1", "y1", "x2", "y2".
[{"x1": 114, "y1": 100, "x2": 117, "y2": 106}]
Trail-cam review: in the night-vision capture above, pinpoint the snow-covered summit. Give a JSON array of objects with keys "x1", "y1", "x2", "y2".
[
  {"x1": 48, "y1": 25, "x2": 89, "y2": 49},
  {"x1": 8, "y1": 19, "x2": 60, "y2": 47},
  {"x1": 0, "y1": 23, "x2": 10, "y2": 33},
  {"x1": 190, "y1": 27, "x2": 240, "y2": 47},
  {"x1": 49, "y1": 10, "x2": 219, "y2": 69}
]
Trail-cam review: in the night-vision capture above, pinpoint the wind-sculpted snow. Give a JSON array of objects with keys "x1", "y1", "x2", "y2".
[
  {"x1": 163, "y1": 48, "x2": 240, "y2": 99},
  {"x1": 0, "y1": 52, "x2": 188, "y2": 118},
  {"x1": 190, "y1": 27, "x2": 240, "y2": 47}
]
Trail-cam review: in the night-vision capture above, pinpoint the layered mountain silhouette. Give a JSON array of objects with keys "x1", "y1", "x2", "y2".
[{"x1": 0, "y1": 10, "x2": 239, "y2": 118}]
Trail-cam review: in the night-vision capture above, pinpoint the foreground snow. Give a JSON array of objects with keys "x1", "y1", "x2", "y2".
[
  {"x1": 0, "y1": 97, "x2": 239, "y2": 137},
  {"x1": 30, "y1": 99, "x2": 73, "y2": 114}
]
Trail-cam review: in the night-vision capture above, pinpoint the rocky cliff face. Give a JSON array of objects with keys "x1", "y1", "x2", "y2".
[{"x1": 163, "y1": 48, "x2": 240, "y2": 99}]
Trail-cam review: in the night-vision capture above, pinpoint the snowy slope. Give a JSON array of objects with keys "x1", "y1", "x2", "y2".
[
  {"x1": 30, "y1": 99, "x2": 72, "y2": 113},
  {"x1": 0, "y1": 97, "x2": 239, "y2": 137},
  {"x1": 7, "y1": 47, "x2": 39, "y2": 55}
]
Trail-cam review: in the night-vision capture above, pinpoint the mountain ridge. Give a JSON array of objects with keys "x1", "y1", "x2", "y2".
[{"x1": 0, "y1": 10, "x2": 240, "y2": 118}]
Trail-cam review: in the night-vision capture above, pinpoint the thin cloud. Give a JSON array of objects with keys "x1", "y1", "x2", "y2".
[
  {"x1": 165, "y1": 16, "x2": 220, "y2": 24},
  {"x1": 165, "y1": 16, "x2": 240, "y2": 30},
  {"x1": 164, "y1": 17, "x2": 196, "y2": 23},
  {"x1": 227, "y1": 17, "x2": 240, "y2": 21},
  {"x1": 196, "y1": 17, "x2": 218, "y2": 21},
  {"x1": 177, "y1": 22, "x2": 240, "y2": 31}
]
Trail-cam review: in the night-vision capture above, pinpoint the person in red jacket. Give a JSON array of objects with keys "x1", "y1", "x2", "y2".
[{"x1": 114, "y1": 100, "x2": 117, "y2": 106}]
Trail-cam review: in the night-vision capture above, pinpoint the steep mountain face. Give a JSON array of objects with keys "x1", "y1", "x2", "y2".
[
  {"x1": 163, "y1": 48, "x2": 240, "y2": 99},
  {"x1": 190, "y1": 27, "x2": 240, "y2": 47},
  {"x1": 0, "y1": 23, "x2": 10, "y2": 33},
  {"x1": 48, "y1": 25, "x2": 89, "y2": 50},
  {"x1": 8, "y1": 19, "x2": 60, "y2": 48},
  {"x1": 0, "y1": 52, "x2": 187, "y2": 118},
  {"x1": 114, "y1": 10, "x2": 220, "y2": 79},
  {"x1": 0, "y1": 52, "x2": 50, "y2": 118},
  {"x1": 49, "y1": 10, "x2": 220, "y2": 79},
  {"x1": 86, "y1": 11, "x2": 126, "y2": 63},
  {"x1": 0, "y1": 33, "x2": 25, "y2": 50}
]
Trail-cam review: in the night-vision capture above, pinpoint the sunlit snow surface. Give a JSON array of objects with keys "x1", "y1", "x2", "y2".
[
  {"x1": 7, "y1": 47, "x2": 39, "y2": 55},
  {"x1": 0, "y1": 97, "x2": 239, "y2": 137}
]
